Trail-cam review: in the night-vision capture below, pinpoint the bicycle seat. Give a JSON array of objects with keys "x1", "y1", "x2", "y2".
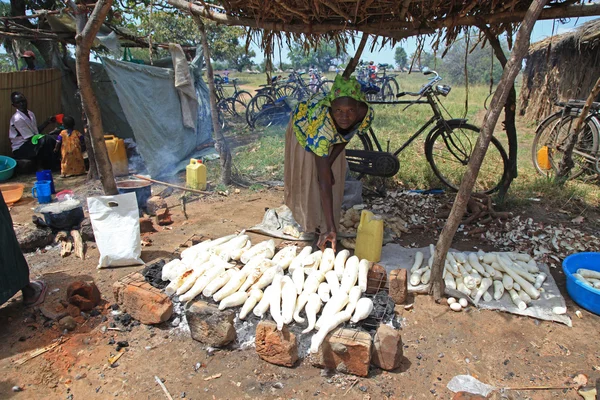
[
  {"x1": 258, "y1": 84, "x2": 271, "y2": 87},
  {"x1": 231, "y1": 78, "x2": 238, "y2": 82}
]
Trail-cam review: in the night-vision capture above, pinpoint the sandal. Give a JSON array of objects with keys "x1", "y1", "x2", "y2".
[{"x1": 23, "y1": 280, "x2": 48, "y2": 307}]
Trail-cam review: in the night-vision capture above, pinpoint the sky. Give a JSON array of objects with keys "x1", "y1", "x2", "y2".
[{"x1": 250, "y1": 16, "x2": 596, "y2": 67}]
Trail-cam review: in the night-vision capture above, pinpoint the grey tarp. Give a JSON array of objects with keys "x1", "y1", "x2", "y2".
[
  {"x1": 0, "y1": 195, "x2": 29, "y2": 305},
  {"x1": 102, "y1": 57, "x2": 213, "y2": 177}
]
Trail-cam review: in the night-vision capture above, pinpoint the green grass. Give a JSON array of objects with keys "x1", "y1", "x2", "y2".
[{"x1": 210, "y1": 72, "x2": 600, "y2": 211}]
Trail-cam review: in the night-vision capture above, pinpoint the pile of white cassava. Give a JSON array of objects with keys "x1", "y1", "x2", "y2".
[
  {"x1": 411, "y1": 245, "x2": 561, "y2": 313},
  {"x1": 160, "y1": 233, "x2": 375, "y2": 353}
]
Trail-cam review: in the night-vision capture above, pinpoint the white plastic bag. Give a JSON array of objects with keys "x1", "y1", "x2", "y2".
[{"x1": 87, "y1": 193, "x2": 144, "y2": 269}]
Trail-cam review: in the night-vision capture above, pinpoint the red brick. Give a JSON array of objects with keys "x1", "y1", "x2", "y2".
[
  {"x1": 311, "y1": 328, "x2": 372, "y2": 377},
  {"x1": 67, "y1": 281, "x2": 101, "y2": 311},
  {"x1": 113, "y1": 272, "x2": 173, "y2": 324},
  {"x1": 139, "y1": 218, "x2": 157, "y2": 234},
  {"x1": 255, "y1": 321, "x2": 298, "y2": 367},
  {"x1": 155, "y1": 207, "x2": 173, "y2": 226},
  {"x1": 366, "y1": 264, "x2": 387, "y2": 294},
  {"x1": 371, "y1": 324, "x2": 403, "y2": 371},
  {"x1": 389, "y1": 269, "x2": 408, "y2": 304}
]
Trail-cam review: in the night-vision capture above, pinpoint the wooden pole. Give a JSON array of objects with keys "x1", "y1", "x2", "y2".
[
  {"x1": 555, "y1": 76, "x2": 600, "y2": 183},
  {"x1": 343, "y1": 33, "x2": 368, "y2": 78},
  {"x1": 195, "y1": 16, "x2": 232, "y2": 185},
  {"x1": 429, "y1": 0, "x2": 550, "y2": 300},
  {"x1": 69, "y1": 0, "x2": 118, "y2": 195}
]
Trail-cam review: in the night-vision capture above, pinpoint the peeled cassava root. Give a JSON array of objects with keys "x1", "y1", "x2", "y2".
[{"x1": 161, "y1": 234, "x2": 378, "y2": 352}]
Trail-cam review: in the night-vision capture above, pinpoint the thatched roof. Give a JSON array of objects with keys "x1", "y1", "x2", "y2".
[
  {"x1": 529, "y1": 18, "x2": 600, "y2": 54},
  {"x1": 168, "y1": 0, "x2": 600, "y2": 52}
]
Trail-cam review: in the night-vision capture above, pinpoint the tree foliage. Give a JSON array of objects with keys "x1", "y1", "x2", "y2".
[
  {"x1": 394, "y1": 47, "x2": 407, "y2": 69},
  {"x1": 437, "y1": 39, "x2": 505, "y2": 85},
  {"x1": 287, "y1": 42, "x2": 348, "y2": 71}
]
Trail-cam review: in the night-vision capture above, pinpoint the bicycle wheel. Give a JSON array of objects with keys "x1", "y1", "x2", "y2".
[
  {"x1": 276, "y1": 84, "x2": 296, "y2": 100},
  {"x1": 387, "y1": 77, "x2": 401, "y2": 97},
  {"x1": 531, "y1": 110, "x2": 599, "y2": 179},
  {"x1": 380, "y1": 81, "x2": 395, "y2": 102},
  {"x1": 235, "y1": 90, "x2": 252, "y2": 107},
  {"x1": 317, "y1": 80, "x2": 334, "y2": 95},
  {"x1": 246, "y1": 93, "x2": 274, "y2": 128},
  {"x1": 425, "y1": 123, "x2": 509, "y2": 194}
]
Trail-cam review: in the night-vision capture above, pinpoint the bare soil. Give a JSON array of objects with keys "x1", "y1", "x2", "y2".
[{"x1": 1, "y1": 180, "x2": 599, "y2": 400}]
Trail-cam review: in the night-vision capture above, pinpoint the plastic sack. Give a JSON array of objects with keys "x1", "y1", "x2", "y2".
[{"x1": 87, "y1": 193, "x2": 144, "y2": 269}]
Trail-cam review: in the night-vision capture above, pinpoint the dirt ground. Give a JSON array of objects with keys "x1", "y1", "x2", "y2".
[{"x1": 1, "y1": 180, "x2": 599, "y2": 400}]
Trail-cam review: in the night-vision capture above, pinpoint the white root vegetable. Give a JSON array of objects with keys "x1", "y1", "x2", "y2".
[
  {"x1": 302, "y1": 250, "x2": 323, "y2": 273},
  {"x1": 445, "y1": 261, "x2": 461, "y2": 277},
  {"x1": 351, "y1": 298, "x2": 374, "y2": 323},
  {"x1": 345, "y1": 286, "x2": 362, "y2": 315},
  {"x1": 238, "y1": 267, "x2": 265, "y2": 293},
  {"x1": 420, "y1": 269, "x2": 431, "y2": 285},
  {"x1": 577, "y1": 269, "x2": 600, "y2": 280},
  {"x1": 458, "y1": 297, "x2": 468, "y2": 308},
  {"x1": 316, "y1": 291, "x2": 349, "y2": 330},
  {"x1": 214, "y1": 269, "x2": 247, "y2": 302},
  {"x1": 180, "y1": 234, "x2": 235, "y2": 259},
  {"x1": 513, "y1": 252, "x2": 532, "y2": 262},
  {"x1": 325, "y1": 270, "x2": 340, "y2": 296},
  {"x1": 240, "y1": 289, "x2": 263, "y2": 320},
  {"x1": 272, "y1": 246, "x2": 297, "y2": 270},
  {"x1": 358, "y1": 259, "x2": 371, "y2": 292},
  {"x1": 410, "y1": 267, "x2": 428, "y2": 286},
  {"x1": 526, "y1": 259, "x2": 538, "y2": 272},
  {"x1": 457, "y1": 282, "x2": 470, "y2": 296},
  {"x1": 444, "y1": 274, "x2": 457, "y2": 290},
  {"x1": 302, "y1": 293, "x2": 322, "y2": 333},
  {"x1": 179, "y1": 264, "x2": 225, "y2": 302},
  {"x1": 508, "y1": 289, "x2": 527, "y2": 310},
  {"x1": 502, "y1": 263, "x2": 540, "y2": 300},
  {"x1": 502, "y1": 274, "x2": 514, "y2": 291},
  {"x1": 161, "y1": 259, "x2": 183, "y2": 281},
  {"x1": 470, "y1": 271, "x2": 482, "y2": 285},
  {"x1": 518, "y1": 290, "x2": 532, "y2": 304},
  {"x1": 453, "y1": 252, "x2": 467, "y2": 265},
  {"x1": 446, "y1": 253, "x2": 460, "y2": 274},
  {"x1": 203, "y1": 269, "x2": 236, "y2": 297},
  {"x1": 310, "y1": 311, "x2": 352, "y2": 353},
  {"x1": 281, "y1": 277, "x2": 297, "y2": 325},
  {"x1": 292, "y1": 266, "x2": 305, "y2": 295},
  {"x1": 219, "y1": 291, "x2": 248, "y2": 310},
  {"x1": 333, "y1": 249, "x2": 350, "y2": 279},
  {"x1": 252, "y1": 265, "x2": 283, "y2": 290},
  {"x1": 303, "y1": 270, "x2": 326, "y2": 295},
  {"x1": 513, "y1": 282, "x2": 521, "y2": 292},
  {"x1": 463, "y1": 275, "x2": 477, "y2": 290},
  {"x1": 483, "y1": 253, "x2": 498, "y2": 265},
  {"x1": 230, "y1": 240, "x2": 252, "y2": 261},
  {"x1": 241, "y1": 240, "x2": 275, "y2": 264},
  {"x1": 477, "y1": 249, "x2": 486, "y2": 261},
  {"x1": 493, "y1": 280, "x2": 504, "y2": 300},
  {"x1": 176, "y1": 262, "x2": 213, "y2": 296},
  {"x1": 516, "y1": 260, "x2": 538, "y2": 274},
  {"x1": 241, "y1": 256, "x2": 274, "y2": 274},
  {"x1": 270, "y1": 274, "x2": 284, "y2": 330},
  {"x1": 253, "y1": 285, "x2": 273, "y2": 317},
  {"x1": 318, "y1": 282, "x2": 331, "y2": 302},
  {"x1": 210, "y1": 254, "x2": 235, "y2": 270},
  {"x1": 340, "y1": 256, "x2": 360, "y2": 293},
  {"x1": 574, "y1": 273, "x2": 594, "y2": 288},
  {"x1": 474, "y1": 278, "x2": 493, "y2": 305},
  {"x1": 447, "y1": 297, "x2": 457, "y2": 304},
  {"x1": 289, "y1": 246, "x2": 313, "y2": 273},
  {"x1": 482, "y1": 263, "x2": 497, "y2": 278},
  {"x1": 498, "y1": 256, "x2": 536, "y2": 283},
  {"x1": 293, "y1": 292, "x2": 310, "y2": 323},
  {"x1": 483, "y1": 292, "x2": 492, "y2": 302},
  {"x1": 164, "y1": 266, "x2": 196, "y2": 296},
  {"x1": 450, "y1": 302, "x2": 462, "y2": 312},
  {"x1": 552, "y1": 306, "x2": 567, "y2": 315},
  {"x1": 214, "y1": 234, "x2": 249, "y2": 260},
  {"x1": 411, "y1": 252, "x2": 424, "y2": 272},
  {"x1": 319, "y1": 248, "x2": 336, "y2": 273},
  {"x1": 468, "y1": 253, "x2": 487, "y2": 276},
  {"x1": 534, "y1": 273, "x2": 547, "y2": 289}
]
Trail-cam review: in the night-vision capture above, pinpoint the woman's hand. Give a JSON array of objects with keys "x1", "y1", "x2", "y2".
[{"x1": 317, "y1": 230, "x2": 337, "y2": 253}]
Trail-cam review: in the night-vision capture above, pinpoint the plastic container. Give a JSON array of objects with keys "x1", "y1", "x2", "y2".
[
  {"x1": 32, "y1": 180, "x2": 52, "y2": 204},
  {"x1": 562, "y1": 252, "x2": 600, "y2": 316},
  {"x1": 104, "y1": 135, "x2": 129, "y2": 176},
  {"x1": 186, "y1": 158, "x2": 207, "y2": 190},
  {"x1": 354, "y1": 210, "x2": 384, "y2": 262},
  {"x1": 536, "y1": 146, "x2": 552, "y2": 171},
  {"x1": 0, "y1": 183, "x2": 24, "y2": 205},
  {"x1": 36, "y1": 169, "x2": 56, "y2": 194},
  {"x1": 0, "y1": 155, "x2": 16, "y2": 182},
  {"x1": 116, "y1": 179, "x2": 152, "y2": 209}
]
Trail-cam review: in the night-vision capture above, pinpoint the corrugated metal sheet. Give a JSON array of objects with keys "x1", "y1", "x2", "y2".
[{"x1": 0, "y1": 69, "x2": 62, "y2": 156}]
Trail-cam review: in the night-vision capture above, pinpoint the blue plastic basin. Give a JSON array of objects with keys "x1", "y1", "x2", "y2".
[
  {"x1": 0, "y1": 156, "x2": 16, "y2": 182},
  {"x1": 562, "y1": 252, "x2": 600, "y2": 315}
]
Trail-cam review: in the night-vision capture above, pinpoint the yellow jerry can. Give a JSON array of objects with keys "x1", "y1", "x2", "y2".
[
  {"x1": 354, "y1": 210, "x2": 384, "y2": 262},
  {"x1": 186, "y1": 158, "x2": 207, "y2": 190}
]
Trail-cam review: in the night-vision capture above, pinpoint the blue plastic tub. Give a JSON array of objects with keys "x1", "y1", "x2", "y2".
[
  {"x1": 562, "y1": 252, "x2": 600, "y2": 315},
  {"x1": 0, "y1": 156, "x2": 16, "y2": 182}
]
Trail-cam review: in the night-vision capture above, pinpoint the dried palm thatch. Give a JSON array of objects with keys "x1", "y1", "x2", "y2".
[
  {"x1": 519, "y1": 18, "x2": 600, "y2": 122},
  {"x1": 168, "y1": 0, "x2": 600, "y2": 57}
]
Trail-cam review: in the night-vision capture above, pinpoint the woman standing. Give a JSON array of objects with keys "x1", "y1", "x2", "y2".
[{"x1": 284, "y1": 75, "x2": 373, "y2": 251}]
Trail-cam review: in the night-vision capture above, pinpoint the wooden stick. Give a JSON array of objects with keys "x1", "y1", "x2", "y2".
[
  {"x1": 14, "y1": 338, "x2": 67, "y2": 365},
  {"x1": 429, "y1": 0, "x2": 549, "y2": 300},
  {"x1": 505, "y1": 385, "x2": 573, "y2": 391},
  {"x1": 154, "y1": 376, "x2": 174, "y2": 400},
  {"x1": 71, "y1": 230, "x2": 85, "y2": 260},
  {"x1": 132, "y1": 175, "x2": 215, "y2": 196}
]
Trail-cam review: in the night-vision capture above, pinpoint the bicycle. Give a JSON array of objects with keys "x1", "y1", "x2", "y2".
[
  {"x1": 375, "y1": 63, "x2": 401, "y2": 102},
  {"x1": 531, "y1": 99, "x2": 600, "y2": 180},
  {"x1": 214, "y1": 75, "x2": 253, "y2": 118},
  {"x1": 346, "y1": 69, "x2": 509, "y2": 194},
  {"x1": 245, "y1": 76, "x2": 295, "y2": 128}
]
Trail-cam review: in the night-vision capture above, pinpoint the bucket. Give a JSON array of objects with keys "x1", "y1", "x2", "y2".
[
  {"x1": 36, "y1": 170, "x2": 56, "y2": 194},
  {"x1": 32, "y1": 180, "x2": 52, "y2": 204},
  {"x1": 116, "y1": 180, "x2": 152, "y2": 209}
]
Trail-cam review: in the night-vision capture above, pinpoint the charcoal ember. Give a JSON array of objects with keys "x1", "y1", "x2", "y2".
[
  {"x1": 362, "y1": 291, "x2": 396, "y2": 330},
  {"x1": 142, "y1": 259, "x2": 168, "y2": 290}
]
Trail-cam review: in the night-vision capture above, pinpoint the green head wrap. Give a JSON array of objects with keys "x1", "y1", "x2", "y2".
[{"x1": 314, "y1": 74, "x2": 367, "y2": 111}]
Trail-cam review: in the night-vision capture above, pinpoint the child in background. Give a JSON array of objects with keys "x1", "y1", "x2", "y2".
[{"x1": 54, "y1": 116, "x2": 86, "y2": 177}]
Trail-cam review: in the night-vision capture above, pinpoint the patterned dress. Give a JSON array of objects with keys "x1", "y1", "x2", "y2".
[{"x1": 58, "y1": 129, "x2": 86, "y2": 176}]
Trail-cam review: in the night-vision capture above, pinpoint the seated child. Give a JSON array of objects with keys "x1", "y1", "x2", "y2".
[{"x1": 54, "y1": 116, "x2": 86, "y2": 177}]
